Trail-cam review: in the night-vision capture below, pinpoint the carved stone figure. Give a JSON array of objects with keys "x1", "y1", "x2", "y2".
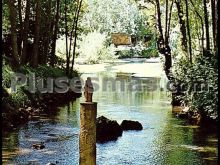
[{"x1": 84, "y1": 77, "x2": 94, "y2": 102}]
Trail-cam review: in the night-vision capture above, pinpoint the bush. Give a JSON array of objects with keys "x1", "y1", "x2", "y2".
[
  {"x1": 2, "y1": 60, "x2": 13, "y2": 88},
  {"x1": 117, "y1": 50, "x2": 133, "y2": 58},
  {"x1": 20, "y1": 65, "x2": 66, "y2": 78},
  {"x1": 9, "y1": 87, "x2": 30, "y2": 108},
  {"x1": 172, "y1": 53, "x2": 218, "y2": 120},
  {"x1": 3, "y1": 62, "x2": 80, "y2": 108},
  {"x1": 77, "y1": 31, "x2": 117, "y2": 64}
]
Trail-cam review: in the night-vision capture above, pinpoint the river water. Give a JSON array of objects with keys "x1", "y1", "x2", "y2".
[{"x1": 2, "y1": 61, "x2": 218, "y2": 165}]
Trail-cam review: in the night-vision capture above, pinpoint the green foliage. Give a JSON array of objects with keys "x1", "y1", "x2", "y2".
[
  {"x1": 20, "y1": 65, "x2": 66, "y2": 78},
  {"x1": 9, "y1": 87, "x2": 30, "y2": 108},
  {"x1": 173, "y1": 54, "x2": 218, "y2": 120},
  {"x1": 77, "y1": 31, "x2": 117, "y2": 64},
  {"x1": 2, "y1": 62, "x2": 80, "y2": 108},
  {"x1": 117, "y1": 50, "x2": 133, "y2": 58},
  {"x1": 117, "y1": 35, "x2": 158, "y2": 59},
  {"x1": 2, "y1": 1, "x2": 10, "y2": 34},
  {"x1": 81, "y1": 0, "x2": 142, "y2": 35},
  {"x1": 141, "y1": 35, "x2": 158, "y2": 58},
  {"x1": 2, "y1": 61, "x2": 30, "y2": 108},
  {"x1": 2, "y1": 60, "x2": 13, "y2": 88}
]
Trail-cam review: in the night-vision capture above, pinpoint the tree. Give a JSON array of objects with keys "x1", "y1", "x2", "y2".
[
  {"x1": 40, "y1": 0, "x2": 53, "y2": 65},
  {"x1": 64, "y1": 0, "x2": 69, "y2": 74},
  {"x1": 185, "y1": 0, "x2": 192, "y2": 63},
  {"x1": 51, "y1": 0, "x2": 61, "y2": 67},
  {"x1": 189, "y1": 0, "x2": 205, "y2": 54},
  {"x1": 175, "y1": 0, "x2": 187, "y2": 53},
  {"x1": 211, "y1": 0, "x2": 217, "y2": 51},
  {"x1": 70, "y1": 0, "x2": 83, "y2": 74},
  {"x1": 81, "y1": 0, "x2": 141, "y2": 35},
  {"x1": 21, "y1": 0, "x2": 30, "y2": 64},
  {"x1": 203, "y1": 0, "x2": 210, "y2": 52},
  {"x1": 155, "y1": 0, "x2": 173, "y2": 80},
  {"x1": 7, "y1": 0, "x2": 20, "y2": 66},
  {"x1": 32, "y1": 0, "x2": 41, "y2": 67},
  {"x1": 17, "y1": 0, "x2": 23, "y2": 56}
]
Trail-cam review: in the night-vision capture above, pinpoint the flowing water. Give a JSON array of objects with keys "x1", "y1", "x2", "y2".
[{"x1": 2, "y1": 61, "x2": 218, "y2": 165}]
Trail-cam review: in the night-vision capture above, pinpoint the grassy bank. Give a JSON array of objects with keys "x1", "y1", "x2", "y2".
[{"x1": 2, "y1": 61, "x2": 82, "y2": 130}]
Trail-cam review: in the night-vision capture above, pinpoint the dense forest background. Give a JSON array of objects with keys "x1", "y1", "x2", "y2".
[{"x1": 2, "y1": 0, "x2": 218, "y2": 125}]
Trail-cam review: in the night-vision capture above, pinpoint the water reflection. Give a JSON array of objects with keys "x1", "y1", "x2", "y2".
[{"x1": 2, "y1": 63, "x2": 218, "y2": 165}]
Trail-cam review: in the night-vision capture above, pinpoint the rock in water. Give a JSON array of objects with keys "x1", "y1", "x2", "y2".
[
  {"x1": 96, "y1": 116, "x2": 122, "y2": 143},
  {"x1": 32, "y1": 142, "x2": 45, "y2": 149},
  {"x1": 121, "y1": 120, "x2": 143, "y2": 130}
]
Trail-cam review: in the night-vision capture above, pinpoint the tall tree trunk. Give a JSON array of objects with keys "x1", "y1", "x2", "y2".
[
  {"x1": 7, "y1": 0, "x2": 20, "y2": 66},
  {"x1": 156, "y1": 3, "x2": 171, "y2": 72},
  {"x1": 41, "y1": 0, "x2": 52, "y2": 65},
  {"x1": 185, "y1": 0, "x2": 192, "y2": 63},
  {"x1": 203, "y1": 0, "x2": 211, "y2": 51},
  {"x1": 155, "y1": 0, "x2": 172, "y2": 80},
  {"x1": 70, "y1": 0, "x2": 83, "y2": 74},
  {"x1": 68, "y1": 1, "x2": 79, "y2": 63},
  {"x1": 21, "y1": 0, "x2": 30, "y2": 65},
  {"x1": 65, "y1": 0, "x2": 70, "y2": 75},
  {"x1": 32, "y1": 0, "x2": 41, "y2": 67},
  {"x1": 211, "y1": 0, "x2": 217, "y2": 50},
  {"x1": 18, "y1": 0, "x2": 23, "y2": 56},
  {"x1": 51, "y1": 0, "x2": 60, "y2": 67},
  {"x1": 167, "y1": 0, "x2": 174, "y2": 42},
  {"x1": 217, "y1": 0, "x2": 219, "y2": 55},
  {"x1": 175, "y1": 0, "x2": 188, "y2": 53},
  {"x1": 165, "y1": 0, "x2": 169, "y2": 44}
]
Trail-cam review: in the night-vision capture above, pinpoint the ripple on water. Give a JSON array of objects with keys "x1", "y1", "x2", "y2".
[{"x1": 2, "y1": 64, "x2": 218, "y2": 165}]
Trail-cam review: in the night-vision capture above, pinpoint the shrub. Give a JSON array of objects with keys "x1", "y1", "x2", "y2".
[
  {"x1": 172, "y1": 53, "x2": 218, "y2": 120},
  {"x1": 77, "y1": 31, "x2": 117, "y2": 64},
  {"x1": 20, "y1": 65, "x2": 67, "y2": 78},
  {"x1": 2, "y1": 60, "x2": 13, "y2": 88}
]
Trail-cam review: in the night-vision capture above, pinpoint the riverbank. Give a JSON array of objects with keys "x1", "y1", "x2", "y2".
[
  {"x1": 2, "y1": 61, "x2": 218, "y2": 165},
  {"x1": 2, "y1": 90, "x2": 81, "y2": 131},
  {"x1": 2, "y1": 63, "x2": 82, "y2": 131}
]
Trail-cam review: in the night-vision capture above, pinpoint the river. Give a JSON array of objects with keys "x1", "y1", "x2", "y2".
[{"x1": 2, "y1": 60, "x2": 218, "y2": 165}]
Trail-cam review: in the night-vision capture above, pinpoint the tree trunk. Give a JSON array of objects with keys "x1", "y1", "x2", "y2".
[
  {"x1": 211, "y1": 0, "x2": 217, "y2": 51},
  {"x1": 167, "y1": 0, "x2": 174, "y2": 42},
  {"x1": 175, "y1": 0, "x2": 188, "y2": 53},
  {"x1": 7, "y1": 0, "x2": 20, "y2": 66},
  {"x1": 155, "y1": 0, "x2": 172, "y2": 80},
  {"x1": 203, "y1": 0, "x2": 210, "y2": 51},
  {"x1": 217, "y1": 0, "x2": 219, "y2": 55},
  {"x1": 70, "y1": 0, "x2": 83, "y2": 74},
  {"x1": 18, "y1": 0, "x2": 23, "y2": 56},
  {"x1": 68, "y1": 1, "x2": 79, "y2": 64},
  {"x1": 41, "y1": 0, "x2": 52, "y2": 65},
  {"x1": 65, "y1": 0, "x2": 70, "y2": 75},
  {"x1": 21, "y1": 0, "x2": 30, "y2": 65},
  {"x1": 32, "y1": 0, "x2": 41, "y2": 67},
  {"x1": 165, "y1": 0, "x2": 169, "y2": 43},
  {"x1": 51, "y1": 0, "x2": 60, "y2": 67},
  {"x1": 185, "y1": 0, "x2": 192, "y2": 63}
]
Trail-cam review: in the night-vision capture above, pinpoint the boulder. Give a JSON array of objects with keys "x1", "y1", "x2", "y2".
[
  {"x1": 121, "y1": 120, "x2": 143, "y2": 131},
  {"x1": 96, "y1": 116, "x2": 122, "y2": 143}
]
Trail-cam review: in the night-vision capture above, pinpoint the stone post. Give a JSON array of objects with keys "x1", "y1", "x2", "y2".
[{"x1": 79, "y1": 77, "x2": 97, "y2": 165}]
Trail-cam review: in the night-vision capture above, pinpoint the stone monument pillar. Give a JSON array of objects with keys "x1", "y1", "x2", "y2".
[{"x1": 80, "y1": 77, "x2": 97, "y2": 165}]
